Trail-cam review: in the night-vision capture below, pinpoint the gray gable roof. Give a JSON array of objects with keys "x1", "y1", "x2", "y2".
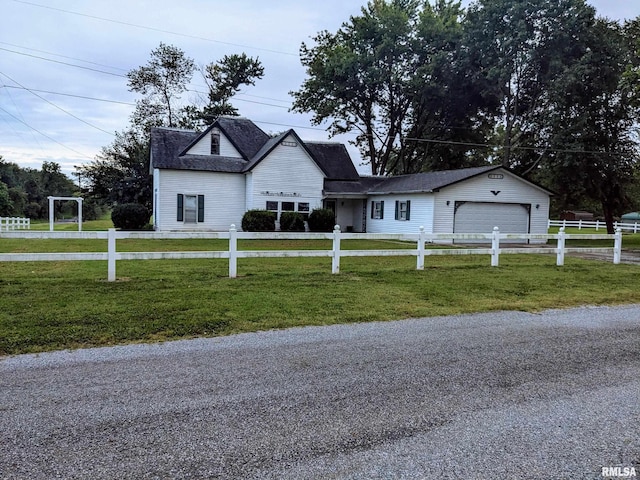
[
  {"x1": 324, "y1": 165, "x2": 553, "y2": 196},
  {"x1": 150, "y1": 118, "x2": 358, "y2": 180},
  {"x1": 368, "y1": 165, "x2": 499, "y2": 194},
  {"x1": 305, "y1": 142, "x2": 360, "y2": 180},
  {"x1": 216, "y1": 116, "x2": 270, "y2": 159},
  {"x1": 324, "y1": 166, "x2": 505, "y2": 195},
  {"x1": 150, "y1": 127, "x2": 199, "y2": 170}
]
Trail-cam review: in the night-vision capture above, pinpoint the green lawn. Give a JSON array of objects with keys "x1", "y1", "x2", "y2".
[{"x1": 2, "y1": 223, "x2": 639, "y2": 356}]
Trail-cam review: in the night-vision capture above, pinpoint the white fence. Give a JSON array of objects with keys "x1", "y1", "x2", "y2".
[
  {"x1": 549, "y1": 219, "x2": 640, "y2": 232},
  {"x1": 0, "y1": 225, "x2": 622, "y2": 281},
  {"x1": 0, "y1": 217, "x2": 30, "y2": 231}
]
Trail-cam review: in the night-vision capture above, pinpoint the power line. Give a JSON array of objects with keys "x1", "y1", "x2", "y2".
[
  {"x1": 405, "y1": 137, "x2": 632, "y2": 156},
  {"x1": 0, "y1": 47, "x2": 127, "y2": 77},
  {"x1": 0, "y1": 41, "x2": 129, "y2": 72},
  {"x1": 0, "y1": 104, "x2": 94, "y2": 159},
  {"x1": 186, "y1": 88, "x2": 290, "y2": 110},
  {"x1": 11, "y1": 0, "x2": 298, "y2": 57},
  {"x1": 0, "y1": 72, "x2": 116, "y2": 136},
  {"x1": 0, "y1": 85, "x2": 135, "y2": 106}
]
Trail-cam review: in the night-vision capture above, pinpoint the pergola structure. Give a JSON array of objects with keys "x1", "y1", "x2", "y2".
[{"x1": 48, "y1": 196, "x2": 83, "y2": 232}]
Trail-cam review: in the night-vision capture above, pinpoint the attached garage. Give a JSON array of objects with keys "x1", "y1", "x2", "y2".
[
  {"x1": 453, "y1": 202, "x2": 530, "y2": 243},
  {"x1": 324, "y1": 165, "x2": 552, "y2": 242}
]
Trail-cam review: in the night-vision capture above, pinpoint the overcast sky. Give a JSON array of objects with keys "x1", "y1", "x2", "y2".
[{"x1": 1, "y1": 0, "x2": 639, "y2": 180}]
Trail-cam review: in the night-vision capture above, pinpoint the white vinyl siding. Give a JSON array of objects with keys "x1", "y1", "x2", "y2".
[
  {"x1": 366, "y1": 194, "x2": 435, "y2": 234},
  {"x1": 186, "y1": 129, "x2": 242, "y2": 158},
  {"x1": 249, "y1": 136, "x2": 325, "y2": 214},
  {"x1": 432, "y1": 169, "x2": 550, "y2": 243},
  {"x1": 155, "y1": 170, "x2": 245, "y2": 231}
]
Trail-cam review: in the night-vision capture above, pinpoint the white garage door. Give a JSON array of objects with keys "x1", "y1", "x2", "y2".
[{"x1": 454, "y1": 202, "x2": 530, "y2": 243}]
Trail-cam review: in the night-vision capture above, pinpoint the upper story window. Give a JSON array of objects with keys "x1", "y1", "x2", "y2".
[{"x1": 211, "y1": 132, "x2": 220, "y2": 155}]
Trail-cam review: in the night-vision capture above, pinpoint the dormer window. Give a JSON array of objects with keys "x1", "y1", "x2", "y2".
[{"x1": 211, "y1": 132, "x2": 220, "y2": 155}]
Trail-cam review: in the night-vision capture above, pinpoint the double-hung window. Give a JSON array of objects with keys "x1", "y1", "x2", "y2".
[
  {"x1": 371, "y1": 201, "x2": 384, "y2": 219},
  {"x1": 211, "y1": 132, "x2": 220, "y2": 155},
  {"x1": 395, "y1": 200, "x2": 411, "y2": 221},
  {"x1": 177, "y1": 194, "x2": 204, "y2": 223}
]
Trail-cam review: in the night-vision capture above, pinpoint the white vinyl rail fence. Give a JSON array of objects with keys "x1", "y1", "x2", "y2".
[
  {"x1": 0, "y1": 225, "x2": 622, "y2": 281},
  {"x1": 549, "y1": 218, "x2": 640, "y2": 233},
  {"x1": 0, "y1": 217, "x2": 30, "y2": 231}
]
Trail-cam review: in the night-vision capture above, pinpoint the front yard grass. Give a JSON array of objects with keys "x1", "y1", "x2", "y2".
[{"x1": 2, "y1": 235, "x2": 640, "y2": 356}]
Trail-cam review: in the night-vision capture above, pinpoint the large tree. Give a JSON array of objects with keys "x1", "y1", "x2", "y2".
[
  {"x1": 127, "y1": 42, "x2": 196, "y2": 129},
  {"x1": 198, "y1": 53, "x2": 265, "y2": 123},
  {"x1": 292, "y1": 0, "x2": 423, "y2": 175},
  {"x1": 537, "y1": 18, "x2": 639, "y2": 232},
  {"x1": 292, "y1": 0, "x2": 501, "y2": 176},
  {"x1": 83, "y1": 44, "x2": 264, "y2": 211},
  {"x1": 79, "y1": 129, "x2": 152, "y2": 211},
  {"x1": 462, "y1": 0, "x2": 598, "y2": 170}
]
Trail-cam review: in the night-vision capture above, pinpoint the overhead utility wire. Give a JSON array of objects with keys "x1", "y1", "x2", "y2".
[
  {"x1": 0, "y1": 105, "x2": 93, "y2": 159},
  {"x1": 0, "y1": 85, "x2": 135, "y2": 106},
  {"x1": 12, "y1": 0, "x2": 298, "y2": 56},
  {"x1": 0, "y1": 47, "x2": 126, "y2": 77},
  {"x1": 0, "y1": 41, "x2": 129, "y2": 72},
  {"x1": 0, "y1": 72, "x2": 116, "y2": 136},
  {"x1": 406, "y1": 137, "x2": 630, "y2": 157}
]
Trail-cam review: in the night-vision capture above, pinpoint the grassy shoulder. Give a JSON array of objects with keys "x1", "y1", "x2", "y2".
[{"x1": 2, "y1": 249, "x2": 640, "y2": 356}]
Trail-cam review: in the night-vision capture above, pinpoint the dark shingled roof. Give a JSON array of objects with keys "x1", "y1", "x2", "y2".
[
  {"x1": 150, "y1": 127, "x2": 199, "y2": 170},
  {"x1": 164, "y1": 155, "x2": 246, "y2": 173},
  {"x1": 150, "y1": 119, "x2": 360, "y2": 181},
  {"x1": 216, "y1": 116, "x2": 270, "y2": 159},
  {"x1": 368, "y1": 166, "x2": 499, "y2": 193},
  {"x1": 306, "y1": 142, "x2": 360, "y2": 180},
  {"x1": 324, "y1": 166, "x2": 504, "y2": 195},
  {"x1": 324, "y1": 177, "x2": 386, "y2": 195}
]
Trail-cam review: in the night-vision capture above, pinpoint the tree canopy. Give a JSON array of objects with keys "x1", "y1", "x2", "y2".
[
  {"x1": 291, "y1": 0, "x2": 640, "y2": 231},
  {"x1": 78, "y1": 44, "x2": 264, "y2": 213}
]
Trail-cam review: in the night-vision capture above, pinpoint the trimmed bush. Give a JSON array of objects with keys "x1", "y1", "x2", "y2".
[
  {"x1": 242, "y1": 209, "x2": 276, "y2": 232},
  {"x1": 279, "y1": 211, "x2": 305, "y2": 232},
  {"x1": 307, "y1": 208, "x2": 335, "y2": 232},
  {"x1": 111, "y1": 203, "x2": 150, "y2": 230}
]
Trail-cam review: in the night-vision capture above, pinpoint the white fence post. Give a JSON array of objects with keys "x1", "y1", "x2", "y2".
[
  {"x1": 417, "y1": 226, "x2": 425, "y2": 270},
  {"x1": 491, "y1": 227, "x2": 500, "y2": 267},
  {"x1": 596, "y1": 220, "x2": 600, "y2": 231},
  {"x1": 107, "y1": 228, "x2": 116, "y2": 282},
  {"x1": 332, "y1": 225, "x2": 341, "y2": 274},
  {"x1": 229, "y1": 224, "x2": 237, "y2": 278},
  {"x1": 614, "y1": 228, "x2": 622, "y2": 265},
  {"x1": 578, "y1": 219, "x2": 582, "y2": 230},
  {"x1": 556, "y1": 227, "x2": 566, "y2": 266}
]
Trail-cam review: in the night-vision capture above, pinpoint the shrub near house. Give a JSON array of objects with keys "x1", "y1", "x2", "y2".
[
  {"x1": 241, "y1": 210, "x2": 276, "y2": 232},
  {"x1": 111, "y1": 203, "x2": 151, "y2": 230}
]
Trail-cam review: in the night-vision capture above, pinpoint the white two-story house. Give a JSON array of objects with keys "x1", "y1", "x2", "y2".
[{"x1": 150, "y1": 116, "x2": 552, "y2": 241}]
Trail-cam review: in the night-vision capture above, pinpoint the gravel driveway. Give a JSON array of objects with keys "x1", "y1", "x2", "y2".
[{"x1": 1, "y1": 305, "x2": 639, "y2": 479}]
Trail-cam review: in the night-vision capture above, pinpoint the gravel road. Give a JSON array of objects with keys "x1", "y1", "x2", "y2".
[{"x1": 1, "y1": 305, "x2": 639, "y2": 479}]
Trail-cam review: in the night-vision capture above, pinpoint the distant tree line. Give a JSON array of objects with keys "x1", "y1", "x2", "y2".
[{"x1": 0, "y1": 157, "x2": 90, "y2": 219}]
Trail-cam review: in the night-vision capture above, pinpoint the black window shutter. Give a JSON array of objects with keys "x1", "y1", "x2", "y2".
[
  {"x1": 371, "y1": 201, "x2": 375, "y2": 219},
  {"x1": 177, "y1": 194, "x2": 184, "y2": 221},
  {"x1": 395, "y1": 201, "x2": 399, "y2": 220},
  {"x1": 197, "y1": 195, "x2": 205, "y2": 223},
  {"x1": 406, "y1": 200, "x2": 411, "y2": 221},
  {"x1": 380, "y1": 201, "x2": 384, "y2": 219}
]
